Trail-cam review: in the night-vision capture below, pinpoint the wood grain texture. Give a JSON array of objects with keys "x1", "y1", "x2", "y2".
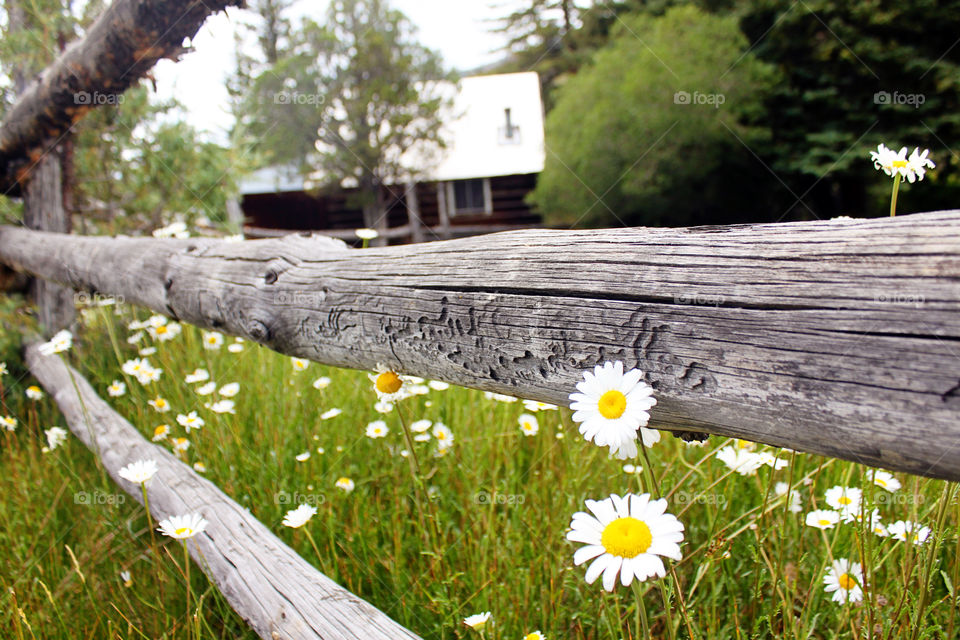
[
  {"x1": 24, "y1": 342, "x2": 423, "y2": 640},
  {"x1": 0, "y1": 0, "x2": 243, "y2": 194},
  {"x1": 5, "y1": 211, "x2": 960, "y2": 479}
]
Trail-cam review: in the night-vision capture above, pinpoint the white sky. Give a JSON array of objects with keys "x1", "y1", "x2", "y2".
[{"x1": 152, "y1": 1, "x2": 519, "y2": 144}]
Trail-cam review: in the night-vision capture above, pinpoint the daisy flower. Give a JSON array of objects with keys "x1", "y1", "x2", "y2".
[
  {"x1": 568, "y1": 492, "x2": 684, "y2": 591},
  {"x1": 373, "y1": 400, "x2": 394, "y2": 414},
  {"x1": 148, "y1": 322, "x2": 181, "y2": 342},
  {"x1": 139, "y1": 346, "x2": 158, "y2": 357},
  {"x1": 906, "y1": 147, "x2": 935, "y2": 182},
  {"x1": 335, "y1": 477, "x2": 355, "y2": 492},
  {"x1": 185, "y1": 368, "x2": 209, "y2": 384},
  {"x1": 202, "y1": 331, "x2": 224, "y2": 350},
  {"x1": 755, "y1": 450, "x2": 788, "y2": 470},
  {"x1": 1, "y1": 416, "x2": 18, "y2": 431},
  {"x1": 872, "y1": 470, "x2": 901, "y2": 492},
  {"x1": 295, "y1": 451, "x2": 311, "y2": 462},
  {"x1": 120, "y1": 570, "x2": 133, "y2": 587},
  {"x1": 282, "y1": 504, "x2": 317, "y2": 528},
  {"x1": 805, "y1": 509, "x2": 840, "y2": 530},
  {"x1": 148, "y1": 396, "x2": 170, "y2": 413},
  {"x1": 715, "y1": 446, "x2": 763, "y2": 476},
  {"x1": 38, "y1": 329, "x2": 73, "y2": 356},
  {"x1": 523, "y1": 400, "x2": 557, "y2": 412},
  {"x1": 45, "y1": 427, "x2": 69, "y2": 451},
  {"x1": 158, "y1": 513, "x2": 208, "y2": 539},
  {"x1": 568, "y1": 361, "x2": 657, "y2": 459},
  {"x1": 320, "y1": 408, "x2": 342, "y2": 420},
  {"x1": 118, "y1": 459, "x2": 159, "y2": 484},
  {"x1": 172, "y1": 437, "x2": 190, "y2": 455},
  {"x1": 152, "y1": 424, "x2": 171, "y2": 441},
  {"x1": 312, "y1": 377, "x2": 331, "y2": 390},
  {"x1": 220, "y1": 382, "x2": 240, "y2": 398},
  {"x1": 0, "y1": 362, "x2": 7, "y2": 375},
  {"x1": 366, "y1": 420, "x2": 389, "y2": 438},
  {"x1": 433, "y1": 423, "x2": 454, "y2": 450},
  {"x1": 518, "y1": 413, "x2": 539, "y2": 436},
  {"x1": 107, "y1": 380, "x2": 126, "y2": 397},
  {"x1": 195, "y1": 381, "x2": 217, "y2": 395},
  {"x1": 463, "y1": 612, "x2": 491, "y2": 630},
  {"x1": 176, "y1": 411, "x2": 204, "y2": 433},
  {"x1": 774, "y1": 482, "x2": 802, "y2": 513},
  {"x1": 824, "y1": 486, "x2": 861, "y2": 517},
  {"x1": 622, "y1": 464, "x2": 643, "y2": 474},
  {"x1": 355, "y1": 228, "x2": 379, "y2": 240},
  {"x1": 522, "y1": 632, "x2": 545, "y2": 640},
  {"x1": 823, "y1": 559, "x2": 864, "y2": 604},
  {"x1": 888, "y1": 520, "x2": 931, "y2": 545},
  {"x1": 369, "y1": 364, "x2": 407, "y2": 402},
  {"x1": 227, "y1": 342, "x2": 244, "y2": 353},
  {"x1": 871, "y1": 144, "x2": 910, "y2": 179},
  {"x1": 484, "y1": 391, "x2": 518, "y2": 403},
  {"x1": 193, "y1": 462, "x2": 206, "y2": 473},
  {"x1": 26, "y1": 385, "x2": 44, "y2": 400},
  {"x1": 207, "y1": 400, "x2": 236, "y2": 414},
  {"x1": 291, "y1": 357, "x2": 310, "y2": 372},
  {"x1": 427, "y1": 380, "x2": 450, "y2": 391},
  {"x1": 136, "y1": 365, "x2": 162, "y2": 385},
  {"x1": 127, "y1": 331, "x2": 144, "y2": 344},
  {"x1": 410, "y1": 419, "x2": 432, "y2": 433}
]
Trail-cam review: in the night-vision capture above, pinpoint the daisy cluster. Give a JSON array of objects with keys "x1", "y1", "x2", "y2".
[{"x1": 870, "y1": 144, "x2": 935, "y2": 183}]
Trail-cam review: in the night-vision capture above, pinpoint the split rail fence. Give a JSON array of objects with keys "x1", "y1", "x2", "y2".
[{"x1": 2, "y1": 0, "x2": 960, "y2": 638}]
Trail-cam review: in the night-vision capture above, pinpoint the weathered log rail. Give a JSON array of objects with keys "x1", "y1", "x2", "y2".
[
  {"x1": 4, "y1": 211, "x2": 960, "y2": 480},
  {"x1": 24, "y1": 341, "x2": 422, "y2": 640},
  {"x1": 0, "y1": 0, "x2": 243, "y2": 195}
]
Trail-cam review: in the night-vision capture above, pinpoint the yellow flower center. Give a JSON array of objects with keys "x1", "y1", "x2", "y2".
[
  {"x1": 155, "y1": 325, "x2": 167, "y2": 334},
  {"x1": 376, "y1": 371, "x2": 402, "y2": 394},
  {"x1": 876, "y1": 478, "x2": 887, "y2": 487},
  {"x1": 153, "y1": 425, "x2": 167, "y2": 437},
  {"x1": 838, "y1": 495, "x2": 852, "y2": 505},
  {"x1": 838, "y1": 573, "x2": 857, "y2": 590},
  {"x1": 818, "y1": 519, "x2": 832, "y2": 527},
  {"x1": 175, "y1": 527, "x2": 192, "y2": 537},
  {"x1": 600, "y1": 516, "x2": 652, "y2": 558},
  {"x1": 597, "y1": 390, "x2": 627, "y2": 419},
  {"x1": 892, "y1": 159, "x2": 907, "y2": 168}
]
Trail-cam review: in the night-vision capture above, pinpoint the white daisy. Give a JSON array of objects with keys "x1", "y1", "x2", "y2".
[
  {"x1": 872, "y1": 470, "x2": 901, "y2": 492},
  {"x1": 148, "y1": 397, "x2": 171, "y2": 413},
  {"x1": 484, "y1": 391, "x2": 518, "y2": 403},
  {"x1": 295, "y1": 451, "x2": 311, "y2": 462},
  {"x1": 410, "y1": 419, "x2": 432, "y2": 433},
  {"x1": 107, "y1": 380, "x2": 126, "y2": 397},
  {"x1": 433, "y1": 423, "x2": 454, "y2": 450},
  {"x1": 774, "y1": 482, "x2": 802, "y2": 513},
  {"x1": 567, "y1": 492, "x2": 684, "y2": 591},
  {"x1": 871, "y1": 143, "x2": 910, "y2": 179},
  {"x1": 320, "y1": 408, "x2": 342, "y2": 420},
  {"x1": 373, "y1": 400, "x2": 394, "y2": 414},
  {"x1": 568, "y1": 361, "x2": 657, "y2": 459},
  {"x1": 38, "y1": 329, "x2": 73, "y2": 356},
  {"x1": 522, "y1": 632, "x2": 545, "y2": 640},
  {"x1": 906, "y1": 147, "x2": 935, "y2": 182},
  {"x1": 202, "y1": 331, "x2": 224, "y2": 350},
  {"x1": 522, "y1": 399, "x2": 558, "y2": 412},
  {"x1": 888, "y1": 520, "x2": 931, "y2": 545},
  {"x1": 193, "y1": 461, "x2": 207, "y2": 473},
  {"x1": 118, "y1": 459, "x2": 158, "y2": 484},
  {"x1": 368, "y1": 364, "x2": 407, "y2": 402},
  {"x1": 715, "y1": 446, "x2": 763, "y2": 476},
  {"x1": 312, "y1": 377, "x2": 331, "y2": 390},
  {"x1": 824, "y1": 486, "x2": 861, "y2": 518},
  {"x1": 152, "y1": 424, "x2": 171, "y2": 441},
  {"x1": 805, "y1": 509, "x2": 840, "y2": 530},
  {"x1": 176, "y1": 411, "x2": 204, "y2": 433},
  {"x1": 45, "y1": 427, "x2": 69, "y2": 451},
  {"x1": 0, "y1": 415, "x2": 17, "y2": 431},
  {"x1": 227, "y1": 342, "x2": 244, "y2": 353},
  {"x1": 366, "y1": 421, "x2": 389, "y2": 439},
  {"x1": 823, "y1": 559, "x2": 864, "y2": 604},
  {"x1": 185, "y1": 368, "x2": 210, "y2": 384},
  {"x1": 158, "y1": 513, "x2": 208, "y2": 539},
  {"x1": 195, "y1": 381, "x2": 217, "y2": 396},
  {"x1": 518, "y1": 413, "x2": 539, "y2": 436},
  {"x1": 282, "y1": 504, "x2": 317, "y2": 528},
  {"x1": 427, "y1": 380, "x2": 450, "y2": 391},
  {"x1": 207, "y1": 400, "x2": 236, "y2": 414},
  {"x1": 335, "y1": 477, "x2": 355, "y2": 492},
  {"x1": 26, "y1": 385, "x2": 44, "y2": 400},
  {"x1": 148, "y1": 322, "x2": 181, "y2": 342},
  {"x1": 218, "y1": 382, "x2": 240, "y2": 397},
  {"x1": 463, "y1": 612, "x2": 491, "y2": 630},
  {"x1": 355, "y1": 228, "x2": 379, "y2": 240},
  {"x1": 755, "y1": 450, "x2": 788, "y2": 470},
  {"x1": 291, "y1": 357, "x2": 310, "y2": 372}
]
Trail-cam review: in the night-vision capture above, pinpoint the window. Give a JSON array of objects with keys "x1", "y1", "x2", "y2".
[{"x1": 447, "y1": 178, "x2": 492, "y2": 216}]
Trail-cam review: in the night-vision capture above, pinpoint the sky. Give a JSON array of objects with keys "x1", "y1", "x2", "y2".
[{"x1": 152, "y1": 1, "x2": 517, "y2": 143}]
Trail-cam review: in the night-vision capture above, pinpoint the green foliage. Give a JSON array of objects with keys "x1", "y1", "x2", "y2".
[
  {"x1": 531, "y1": 5, "x2": 779, "y2": 227},
  {"x1": 235, "y1": 0, "x2": 453, "y2": 217}
]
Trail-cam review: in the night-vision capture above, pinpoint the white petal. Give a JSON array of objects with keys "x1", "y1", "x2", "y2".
[
  {"x1": 602, "y1": 556, "x2": 623, "y2": 592},
  {"x1": 585, "y1": 554, "x2": 612, "y2": 584},
  {"x1": 574, "y1": 544, "x2": 606, "y2": 566}
]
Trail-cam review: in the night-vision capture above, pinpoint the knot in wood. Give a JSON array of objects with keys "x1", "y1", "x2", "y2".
[{"x1": 247, "y1": 319, "x2": 270, "y2": 341}]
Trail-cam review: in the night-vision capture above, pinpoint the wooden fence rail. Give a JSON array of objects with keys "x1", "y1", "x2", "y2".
[
  {"x1": 4, "y1": 212, "x2": 960, "y2": 480},
  {"x1": 24, "y1": 341, "x2": 423, "y2": 640}
]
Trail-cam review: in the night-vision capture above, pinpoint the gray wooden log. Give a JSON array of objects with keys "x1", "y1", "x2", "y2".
[
  {"x1": 5, "y1": 211, "x2": 960, "y2": 480},
  {"x1": 24, "y1": 342, "x2": 422, "y2": 640},
  {"x1": 22, "y1": 149, "x2": 76, "y2": 333},
  {"x1": 0, "y1": 0, "x2": 243, "y2": 194}
]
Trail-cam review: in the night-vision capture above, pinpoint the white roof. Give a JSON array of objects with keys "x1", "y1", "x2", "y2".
[{"x1": 240, "y1": 71, "x2": 544, "y2": 194}]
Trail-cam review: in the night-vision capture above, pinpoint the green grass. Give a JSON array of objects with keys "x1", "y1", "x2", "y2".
[{"x1": 1, "y1": 295, "x2": 958, "y2": 639}]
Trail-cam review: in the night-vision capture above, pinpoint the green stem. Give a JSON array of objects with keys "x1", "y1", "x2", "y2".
[
  {"x1": 183, "y1": 541, "x2": 191, "y2": 640},
  {"x1": 890, "y1": 173, "x2": 902, "y2": 217}
]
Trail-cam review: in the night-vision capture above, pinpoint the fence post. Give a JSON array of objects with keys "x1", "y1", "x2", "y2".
[{"x1": 22, "y1": 150, "x2": 75, "y2": 334}]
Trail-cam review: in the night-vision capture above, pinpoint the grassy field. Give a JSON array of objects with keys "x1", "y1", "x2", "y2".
[{"x1": 1, "y1": 294, "x2": 958, "y2": 639}]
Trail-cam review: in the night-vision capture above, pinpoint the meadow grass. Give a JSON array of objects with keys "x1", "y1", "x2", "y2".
[{"x1": 1, "y1": 295, "x2": 958, "y2": 639}]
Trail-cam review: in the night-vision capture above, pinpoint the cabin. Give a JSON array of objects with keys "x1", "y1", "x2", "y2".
[{"x1": 239, "y1": 72, "x2": 545, "y2": 244}]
